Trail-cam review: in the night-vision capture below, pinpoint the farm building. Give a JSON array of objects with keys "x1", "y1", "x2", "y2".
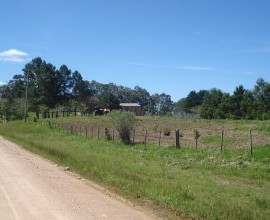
[{"x1": 119, "y1": 103, "x2": 143, "y2": 116}]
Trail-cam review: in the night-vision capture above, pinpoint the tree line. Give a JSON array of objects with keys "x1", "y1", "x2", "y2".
[
  {"x1": 0, "y1": 57, "x2": 173, "y2": 119},
  {"x1": 174, "y1": 78, "x2": 270, "y2": 120},
  {"x1": 1, "y1": 57, "x2": 269, "y2": 120}
]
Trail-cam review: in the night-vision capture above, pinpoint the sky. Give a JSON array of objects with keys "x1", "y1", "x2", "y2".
[{"x1": 0, "y1": 0, "x2": 270, "y2": 102}]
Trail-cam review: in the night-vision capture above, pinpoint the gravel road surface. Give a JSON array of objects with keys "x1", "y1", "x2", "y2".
[{"x1": 0, "y1": 136, "x2": 157, "y2": 220}]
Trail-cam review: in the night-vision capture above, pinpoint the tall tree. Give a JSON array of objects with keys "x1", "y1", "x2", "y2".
[
  {"x1": 99, "y1": 93, "x2": 120, "y2": 110},
  {"x1": 23, "y1": 57, "x2": 61, "y2": 109},
  {"x1": 240, "y1": 90, "x2": 255, "y2": 119},
  {"x1": 231, "y1": 85, "x2": 246, "y2": 119},
  {"x1": 151, "y1": 93, "x2": 174, "y2": 115},
  {"x1": 200, "y1": 89, "x2": 224, "y2": 119},
  {"x1": 253, "y1": 78, "x2": 270, "y2": 119},
  {"x1": 72, "y1": 71, "x2": 91, "y2": 103},
  {"x1": 57, "y1": 65, "x2": 73, "y2": 105}
]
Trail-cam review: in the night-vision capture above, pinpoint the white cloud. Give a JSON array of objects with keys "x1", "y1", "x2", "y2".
[
  {"x1": 0, "y1": 81, "x2": 6, "y2": 86},
  {"x1": 131, "y1": 62, "x2": 213, "y2": 71},
  {"x1": 0, "y1": 49, "x2": 29, "y2": 63}
]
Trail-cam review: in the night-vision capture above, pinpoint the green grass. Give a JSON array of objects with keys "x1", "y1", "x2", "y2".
[
  {"x1": 0, "y1": 120, "x2": 269, "y2": 219},
  {"x1": 44, "y1": 115, "x2": 270, "y2": 150}
]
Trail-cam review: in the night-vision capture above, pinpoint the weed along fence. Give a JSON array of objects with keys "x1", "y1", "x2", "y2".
[
  {"x1": 46, "y1": 120, "x2": 269, "y2": 155},
  {"x1": 47, "y1": 120, "x2": 177, "y2": 146}
]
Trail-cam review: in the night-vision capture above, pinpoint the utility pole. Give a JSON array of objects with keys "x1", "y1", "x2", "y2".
[{"x1": 24, "y1": 72, "x2": 29, "y2": 122}]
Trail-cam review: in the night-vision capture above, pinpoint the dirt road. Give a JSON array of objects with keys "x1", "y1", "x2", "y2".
[{"x1": 0, "y1": 136, "x2": 157, "y2": 220}]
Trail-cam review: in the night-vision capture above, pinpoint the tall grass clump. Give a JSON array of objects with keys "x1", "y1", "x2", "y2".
[{"x1": 109, "y1": 110, "x2": 137, "y2": 144}]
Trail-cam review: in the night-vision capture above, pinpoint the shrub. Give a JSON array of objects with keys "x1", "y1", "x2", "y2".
[
  {"x1": 163, "y1": 128, "x2": 171, "y2": 136},
  {"x1": 109, "y1": 110, "x2": 137, "y2": 144},
  {"x1": 105, "y1": 127, "x2": 112, "y2": 141}
]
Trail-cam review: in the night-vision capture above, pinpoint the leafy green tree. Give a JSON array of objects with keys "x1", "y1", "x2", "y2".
[
  {"x1": 57, "y1": 65, "x2": 73, "y2": 105},
  {"x1": 133, "y1": 86, "x2": 150, "y2": 106},
  {"x1": 158, "y1": 93, "x2": 174, "y2": 115},
  {"x1": 23, "y1": 57, "x2": 61, "y2": 109},
  {"x1": 72, "y1": 71, "x2": 91, "y2": 102},
  {"x1": 99, "y1": 93, "x2": 120, "y2": 110},
  {"x1": 0, "y1": 75, "x2": 25, "y2": 102},
  {"x1": 174, "y1": 90, "x2": 208, "y2": 113},
  {"x1": 253, "y1": 78, "x2": 270, "y2": 119},
  {"x1": 184, "y1": 90, "x2": 207, "y2": 109},
  {"x1": 217, "y1": 93, "x2": 234, "y2": 119},
  {"x1": 240, "y1": 90, "x2": 255, "y2": 119},
  {"x1": 231, "y1": 85, "x2": 246, "y2": 119},
  {"x1": 117, "y1": 86, "x2": 133, "y2": 103},
  {"x1": 200, "y1": 89, "x2": 224, "y2": 119},
  {"x1": 0, "y1": 98, "x2": 11, "y2": 118}
]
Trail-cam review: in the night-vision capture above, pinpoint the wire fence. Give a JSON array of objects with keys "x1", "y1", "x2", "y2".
[{"x1": 45, "y1": 120, "x2": 270, "y2": 156}]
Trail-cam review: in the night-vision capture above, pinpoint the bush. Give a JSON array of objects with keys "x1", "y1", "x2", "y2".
[
  {"x1": 163, "y1": 128, "x2": 171, "y2": 136},
  {"x1": 109, "y1": 110, "x2": 137, "y2": 144},
  {"x1": 105, "y1": 127, "x2": 112, "y2": 141}
]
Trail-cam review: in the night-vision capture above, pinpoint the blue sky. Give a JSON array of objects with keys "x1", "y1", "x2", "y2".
[{"x1": 0, "y1": 0, "x2": 270, "y2": 102}]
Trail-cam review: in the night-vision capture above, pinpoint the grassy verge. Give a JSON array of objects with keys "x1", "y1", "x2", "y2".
[{"x1": 0, "y1": 120, "x2": 269, "y2": 219}]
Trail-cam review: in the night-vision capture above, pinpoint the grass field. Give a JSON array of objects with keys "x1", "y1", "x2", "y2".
[
  {"x1": 47, "y1": 115, "x2": 270, "y2": 149},
  {"x1": 0, "y1": 117, "x2": 269, "y2": 219}
]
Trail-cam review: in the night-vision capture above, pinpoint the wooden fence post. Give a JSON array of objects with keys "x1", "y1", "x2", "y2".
[
  {"x1": 132, "y1": 128, "x2": 135, "y2": 144},
  {"x1": 221, "y1": 130, "x2": 224, "y2": 152},
  {"x1": 158, "y1": 130, "x2": 161, "y2": 146},
  {"x1": 144, "y1": 129, "x2": 147, "y2": 145},
  {"x1": 47, "y1": 120, "x2": 52, "y2": 129},
  {"x1": 112, "y1": 128, "x2": 115, "y2": 141},
  {"x1": 175, "y1": 129, "x2": 180, "y2": 149},
  {"x1": 85, "y1": 127, "x2": 88, "y2": 137},
  {"x1": 194, "y1": 129, "x2": 200, "y2": 150},
  {"x1": 71, "y1": 126, "x2": 73, "y2": 134},
  {"x1": 98, "y1": 126, "x2": 100, "y2": 139},
  {"x1": 249, "y1": 130, "x2": 253, "y2": 156}
]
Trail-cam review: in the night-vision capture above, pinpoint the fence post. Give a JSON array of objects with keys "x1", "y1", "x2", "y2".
[
  {"x1": 158, "y1": 130, "x2": 161, "y2": 146},
  {"x1": 71, "y1": 126, "x2": 73, "y2": 134},
  {"x1": 112, "y1": 128, "x2": 115, "y2": 141},
  {"x1": 175, "y1": 129, "x2": 180, "y2": 149},
  {"x1": 47, "y1": 120, "x2": 52, "y2": 129},
  {"x1": 85, "y1": 127, "x2": 88, "y2": 137},
  {"x1": 249, "y1": 130, "x2": 253, "y2": 156},
  {"x1": 133, "y1": 128, "x2": 135, "y2": 144},
  {"x1": 194, "y1": 129, "x2": 200, "y2": 150},
  {"x1": 221, "y1": 130, "x2": 224, "y2": 152},
  {"x1": 98, "y1": 126, "x2": 100, "y2": 139},
  {"x1": 144, "y1": 129, "x2": 147, "y2": 145}
]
